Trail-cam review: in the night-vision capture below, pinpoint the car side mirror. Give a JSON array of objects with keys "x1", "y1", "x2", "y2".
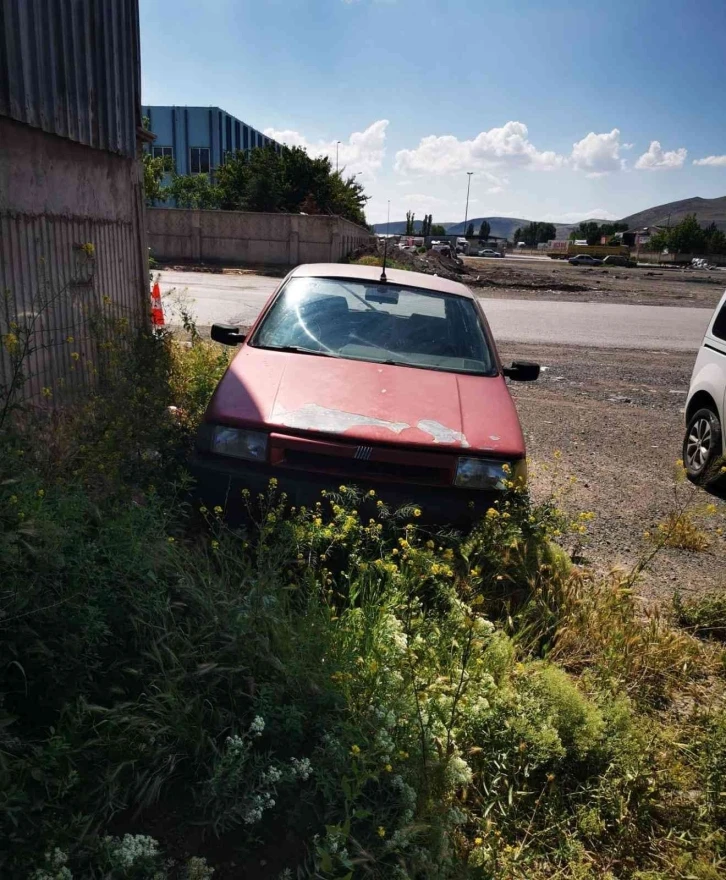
[
  {"x1": 211, "y1": 323, "x2": 246, "y2": 346},
  {"x1": 503, "y1": 360, "x2": 540, "y2": 382}
]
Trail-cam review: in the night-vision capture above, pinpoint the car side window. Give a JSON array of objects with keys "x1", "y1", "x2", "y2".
[{"x1": 712, "y1": 303, "x2": 726, "y2": 341}]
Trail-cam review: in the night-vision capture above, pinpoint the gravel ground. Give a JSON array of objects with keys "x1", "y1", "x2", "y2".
[
  {"x1": 500, "y1": 341, "x2": 726, "y2": 605},
  {"x1": 464, "y1": 258, "x2": 726, "y2": 309}
]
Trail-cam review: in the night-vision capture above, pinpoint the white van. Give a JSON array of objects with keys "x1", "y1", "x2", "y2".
[{"x1": 683, "y1": 290, "x2": 726, "y2": 485}]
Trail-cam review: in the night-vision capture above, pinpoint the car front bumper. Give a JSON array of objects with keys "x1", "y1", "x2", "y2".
[{"x1": 189, "y1": 452, "x2": 500, "y2": 524}]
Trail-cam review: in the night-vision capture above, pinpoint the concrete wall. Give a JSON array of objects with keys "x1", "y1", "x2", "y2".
[
  {"x1": 0, "y1": 116, "x2": 148, "y2": 403},
  {"x1": 147, "y1": 208, "x2": 373, "y2": 266}
]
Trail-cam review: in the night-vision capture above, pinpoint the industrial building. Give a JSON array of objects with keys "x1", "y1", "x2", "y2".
[{"x1": 141, "y1": 106, "x2": 281, "y2": 176}]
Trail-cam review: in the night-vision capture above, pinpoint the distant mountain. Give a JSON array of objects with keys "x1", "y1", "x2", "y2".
[
  {"x1": 372, "y1": 216, "x2": 608, "y2": 240},
  {"x1": 619, "y1": 196, "x2": 726, "y2": 231},
  {"x1": 370, "y1": 220, "x2": 451, "y2": 235},
  {"x1": 372, "y1": 197, "x2": 726, "y2": 240},
  {"x1": 372, "y1": 217, "x2": 530, "y2": 238}
]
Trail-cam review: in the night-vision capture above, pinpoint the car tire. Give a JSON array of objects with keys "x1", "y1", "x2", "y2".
[{"x1": 683, "y1": 407, "x2": 724, "y2": 485}]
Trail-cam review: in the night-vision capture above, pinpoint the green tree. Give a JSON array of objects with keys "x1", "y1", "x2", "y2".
[
  {"x1": 162, "y1": 144, "x2": 368, "y2": 226},
  {"x1": 431, "y1": 224, "x2": 447, "y2": 236},
  {"x1": 466, "y1": 222, "x2": 474, "y2": 238},
  {"x1": 405, "y1": 211, "x2": 416, "y2": 235},
  {"x1": 536, "y1": 223, "x2": 557, "y2": 245},
  {"x1": 421, "y1": 214, "x2": 433, "y2": 236},
  {"x1": 165, "y1": 172, "x2": 221, "y2": 209},
  {"x1": 142, "y1": 153, "x2": 173, "y2": 206},
  {"x1": 478, "y1": 220, "x2": 491, "y2": 240}
]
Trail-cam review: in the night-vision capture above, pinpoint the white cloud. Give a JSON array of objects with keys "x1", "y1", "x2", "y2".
[
  {"x1": 693, "y1": 154, "x2": 726, "y2": 167},
  {"x1": 394, "y1": 121, "x2": 564, "y2": 176},
  {"x1": 263, "y1": 119, "x2": 389, "y2": 178},
  {"x1": 571, "y1": 129, "x2": 625, "y2": 176},
  {"x1": 635, "y1": 140, "x2": 687, "y2": 170}
]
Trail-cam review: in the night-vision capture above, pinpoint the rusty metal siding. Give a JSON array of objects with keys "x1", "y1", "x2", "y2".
[{"x1": 0, "y1": 0, "x2": 141, "y2": 158}]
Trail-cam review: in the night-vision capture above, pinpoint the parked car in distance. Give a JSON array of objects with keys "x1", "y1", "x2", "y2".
[
  {"x1": 477, "y1": 249, "x2": 503, "y2": 258},
  {"x1": 568, "y1": 254, "x2": 603, "y2": 266},
  {"x1": 193, "y1": 263, "x2": 540, "y2": 521},
  {"x1": 683, "y1": 290, "x2": 726, "y2": 486},
  {"x1": 431, "y1": 240, "x2": 453, "y2": 257},
  {"x1": 602, "y1": 255, "x2": 636, "y2": 267}
]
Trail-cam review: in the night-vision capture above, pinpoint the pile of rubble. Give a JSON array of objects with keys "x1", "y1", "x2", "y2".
[{"x1": 349, "y1": 241, "x2": 471, "y2": 282}]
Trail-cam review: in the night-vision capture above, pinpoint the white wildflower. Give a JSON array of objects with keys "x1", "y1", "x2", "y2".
[{"x1": 249, "y1": 715, "x2": 265, "y2": 737}]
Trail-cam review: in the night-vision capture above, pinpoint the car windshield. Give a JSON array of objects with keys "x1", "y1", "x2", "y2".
[{"x1": 251, "y1": 276, "x2": 495, "y2": 375}]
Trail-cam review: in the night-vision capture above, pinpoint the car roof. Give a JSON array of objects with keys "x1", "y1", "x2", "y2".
[{"x1": 290, "y1": 262, "x2": 475, "y2": 299}]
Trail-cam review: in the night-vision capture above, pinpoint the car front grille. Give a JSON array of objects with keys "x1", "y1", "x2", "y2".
[{"x1": 269, "y1": 433, "x2": 456, "y2": 487}]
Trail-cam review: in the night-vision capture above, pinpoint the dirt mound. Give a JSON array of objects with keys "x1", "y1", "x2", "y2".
[{"x1": 349, "y1": 241, "x2": 472, "y2": 282}]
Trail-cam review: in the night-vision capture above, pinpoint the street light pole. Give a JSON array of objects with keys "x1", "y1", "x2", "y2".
[
  {"x1": 387, "y1": 200, "x2": 391, "y2": 235},
  {"x1": 464, "y1": 171, "x2": 474, "y2": 236}
]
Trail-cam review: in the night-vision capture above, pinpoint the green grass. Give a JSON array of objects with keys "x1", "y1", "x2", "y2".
[
  {"x1": 675, "y1": 590, "x2": 726, "y2": 641},
  {"x1": 1, "y1": 327, "x2": 725, "y2": 879}
]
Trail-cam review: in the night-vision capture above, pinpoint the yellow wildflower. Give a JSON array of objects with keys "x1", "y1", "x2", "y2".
[
  {"x1": 486, "y1": 508, "x2": 499, "y2": 519},
  {"x1": 385, "y1": 764, "x2": 392, "y2": 772},
  {"x1": 66, "y1": 335, "x2": 74, "y2": 343},
  {"x1": 36, "y1": 489, "x2": 45, "y2": 498},
  {"x1": 167, "y1": 536, "x2": 175, "y2": 543},
  {"x1": 70, "y1": 351, "x2": 80, "y2": 361},
  {"x1": 377, "y1": 826, "x2": 386, "y2": 838},
  {"x1": 474, "y1": 837, "x2": 483, "y2": 846},
  {"x1": 41, "y1": 387, "x2": 52, "y2": 398},
  {"x1": 350, "y1": 744, "x2": 361, "y2": 756},
  {"x1": 413, "y1": 508, "x2": 421, "y2": 517},
  {"x1": 213, "y1": 505, "x2": 223, "y2": 515},
  {"x1": 211, "y1": 540, "x2": 219, "y2": 550}
]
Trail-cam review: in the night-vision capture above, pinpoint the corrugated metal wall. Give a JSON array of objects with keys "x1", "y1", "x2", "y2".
[
  {"x1": 0, "y1": 0, "x2": 148, "y2": 407},
  {"x1": 0, "y1": 0, "x2": 141, "y2": 158},
  {"x1": 0, "y1": 211, "x2": 147, "y2": 404}
]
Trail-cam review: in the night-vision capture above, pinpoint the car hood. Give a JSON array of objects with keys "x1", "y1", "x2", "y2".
[{"x1": 205, "y1": 346, "x2": 525, "y2": 455}]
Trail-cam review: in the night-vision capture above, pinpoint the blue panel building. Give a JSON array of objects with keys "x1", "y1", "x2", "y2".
[{"x1": 141, "y1": 105, "x2": 281, "y2": 176}]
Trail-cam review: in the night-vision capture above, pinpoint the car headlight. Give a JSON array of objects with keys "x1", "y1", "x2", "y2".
[
  {"x1": 454, "y1": 457, "x2": 526, "y2": 490},
  {"x1": 211, "y1": 426, "x2": 268, "y2": 462}
]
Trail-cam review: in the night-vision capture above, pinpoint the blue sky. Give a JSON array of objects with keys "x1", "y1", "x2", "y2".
[{"x1": 141, "y1": 0, "x2": 726, "y2": 225}]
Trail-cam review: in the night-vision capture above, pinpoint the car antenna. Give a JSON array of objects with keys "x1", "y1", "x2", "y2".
[
  {"x1": 380, "y1": 199, "x2": 390, "y2": 283},
  {"x1": 380, "y1": 236, "x2": 388, "y2": 283}
]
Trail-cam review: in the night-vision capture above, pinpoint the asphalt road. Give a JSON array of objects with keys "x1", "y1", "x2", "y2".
[{"x1": 158, "y1": 270, "x2": 713, "y2": 352}]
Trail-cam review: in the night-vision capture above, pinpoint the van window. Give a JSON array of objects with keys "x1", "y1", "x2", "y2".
[{"x1": 712, "y1": 302, "x2": 726, "y2": 341}]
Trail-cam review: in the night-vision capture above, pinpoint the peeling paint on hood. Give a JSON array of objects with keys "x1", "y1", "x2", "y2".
[
  {"x1": 417, "y1": 419, "x2": 469, "y2": 447},
  {"x1": 272, "y1": 402, "x2": 410, "y2": 436}
]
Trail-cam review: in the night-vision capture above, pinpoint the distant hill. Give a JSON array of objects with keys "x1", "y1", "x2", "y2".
[
  {"x1": 372, "y1": 216, "x2": 608, "y2": 240},
  {"x1": 619, "y1": 196, "x2": 726, "y2": 231},
  {"x1": 372, "y1": 217, "x2": 530, "y2": 238},
  {"x1": 372, "y1": 197, "x2": 726, "y2": 240}
]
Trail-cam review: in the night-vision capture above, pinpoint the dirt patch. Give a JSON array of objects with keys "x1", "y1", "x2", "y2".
[
  {"x1": 464, "y1": 258, "x2": 726, "y2": 308},
  {"x1": 500, "y1": 342, "x2": 726, "y2": 604}
]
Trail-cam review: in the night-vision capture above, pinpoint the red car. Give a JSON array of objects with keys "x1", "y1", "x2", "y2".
[{"x1": 192, "y1": 263, "x2": 539, "y2": 520}]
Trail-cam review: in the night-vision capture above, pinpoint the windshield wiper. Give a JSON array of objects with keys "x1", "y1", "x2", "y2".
[{"x1": 264, "y1": 345, "x2": 338, "y2": 358}]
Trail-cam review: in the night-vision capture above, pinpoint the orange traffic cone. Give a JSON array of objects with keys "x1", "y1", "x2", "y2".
[{"x1": 150, "y1": 279, "x2": 164, "y2": 328}]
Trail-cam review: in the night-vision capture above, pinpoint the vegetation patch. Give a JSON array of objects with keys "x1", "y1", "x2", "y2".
[{"x1": 1, "y1": 317, "x2": 725, "y2": 879}]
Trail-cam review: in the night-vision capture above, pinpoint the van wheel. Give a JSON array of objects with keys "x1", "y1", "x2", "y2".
[{"x1": 683, "y1": 408, "x2": 723, "y2": 485}]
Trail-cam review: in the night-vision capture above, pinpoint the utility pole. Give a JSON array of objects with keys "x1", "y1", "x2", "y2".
[
  {"x1": 336, "y1": 141, "x2": 341, "y2": 174},
  {"x1": 387, "y1": 200, "x2": 390, "y2": 235},
  {"x1": 464, "y1": 171, "x2": 474, "y2": 236}
]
